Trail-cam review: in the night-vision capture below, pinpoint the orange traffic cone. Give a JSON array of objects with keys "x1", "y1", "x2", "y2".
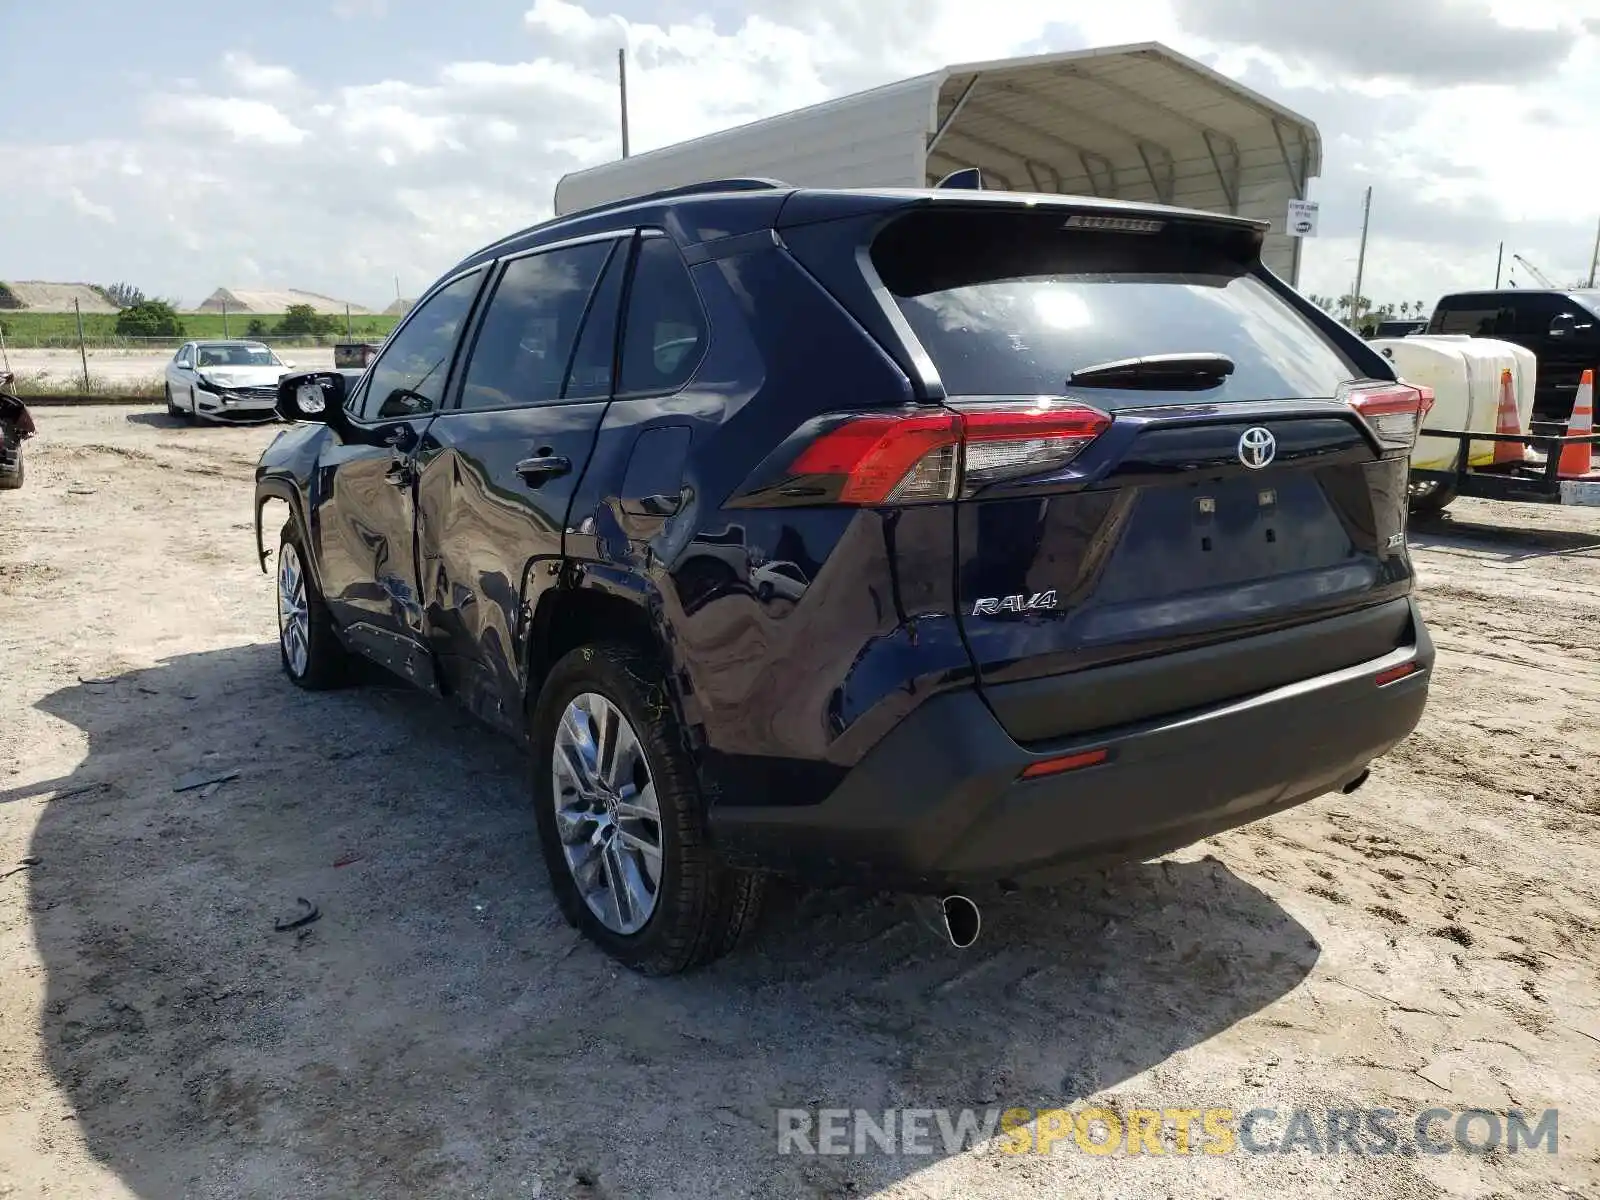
[
  {"x1": 1492, "y1": 368, "x2": 1523, "y2": 466},
  {"x1": 1558, "y1": 369, "x2": 1595, "y2": 478}
]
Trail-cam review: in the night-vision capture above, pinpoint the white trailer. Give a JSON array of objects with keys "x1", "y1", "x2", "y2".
[{"x1": 554, "y1": 41, "x2": 1322, "y2": 284}]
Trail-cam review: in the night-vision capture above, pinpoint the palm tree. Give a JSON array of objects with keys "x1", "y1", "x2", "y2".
[{"x1": 1338, "y1": 294, "x2": 1373, "y2": 321}]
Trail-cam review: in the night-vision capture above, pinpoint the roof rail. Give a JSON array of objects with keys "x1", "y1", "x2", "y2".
[
  {"x1": 641, "y1": 177, "x2": 791, "y2": 201},
  {"x1": 563, "y1": 176, "x2": 791, "y2": 220}
]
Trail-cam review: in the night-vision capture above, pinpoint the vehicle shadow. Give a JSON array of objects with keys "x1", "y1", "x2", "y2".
[
  {"x1": 24, "y1": 644, "x2": 1319, "y2": 1199},
  {"x1": 1409, "y1": 511, "x2": 1600, "y2": 562},
  {"x1": 123, "y1": 412, "x2": 186, "y2": 429}
]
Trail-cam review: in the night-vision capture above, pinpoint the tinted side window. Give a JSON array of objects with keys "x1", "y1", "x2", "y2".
[
  {"x1": 458, "y1": 242, "x2": 613, "y2": 411},
  {"x1": 563, "y1": 243, "x2": 628, "y2": 401},
  {"x1": 1508, "y1": 295, "x2": 1564, "y2": 336},
  {"x1": 364, "y1": 269, "x2": 485, "y2": 420},
  {"x1": 618, "y1": 237, "x2": 707, "y2": 396},
  {"x1": 872, "y1": 209, "x2": 1358, "y2": 403},
  {"x1": 1432, "y1": 298, "x2": 1510, "y2": 336}
]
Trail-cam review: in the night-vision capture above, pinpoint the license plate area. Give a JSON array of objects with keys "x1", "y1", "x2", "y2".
[{"x1": 1094, "y1": 474, "x2": 1354, "y2": 602}]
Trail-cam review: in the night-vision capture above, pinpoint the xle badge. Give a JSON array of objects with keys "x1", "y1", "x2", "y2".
[{"x1": 972, "y1": 590, "x2": 1058, "y2": 616}]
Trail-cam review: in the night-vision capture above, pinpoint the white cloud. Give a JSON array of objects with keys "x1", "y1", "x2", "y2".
[
  {"x1": 222, "y1": 53, "x2": 298, "y2": 93},
  {"x1": 145, "y1": 94, "x2": 310, "y2": 146},
  {"x1": 69, "y1": 188, "x2": 115, "y2": 224},
  {"x1": 3, "y1": 0, "x2": 1599, "y2": 311}
]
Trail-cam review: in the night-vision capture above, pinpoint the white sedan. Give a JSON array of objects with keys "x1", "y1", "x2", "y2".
[{"x1": 163, "y1": 341, "x2": 296, "y2": 423}]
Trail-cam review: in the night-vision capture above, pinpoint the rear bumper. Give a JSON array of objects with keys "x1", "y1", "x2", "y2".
[{"x1": 708, "y1": 600, "x2": 1433, "y2": 890}]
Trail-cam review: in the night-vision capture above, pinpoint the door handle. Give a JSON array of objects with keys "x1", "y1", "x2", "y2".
[
  {"x1": 620, "y1": 492, "x2": 683, "y2": 518},
  {"x1": 516, "y1": 455, "x2": 571, "y2": 486}
]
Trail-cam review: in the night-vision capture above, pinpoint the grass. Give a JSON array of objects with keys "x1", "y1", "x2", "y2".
[
  {"x1": 0, "y1": 310, "x2": 400, "y2": 348},
  {"x1": 7, "y1": 371, "x2": 163, "y2": 398}
]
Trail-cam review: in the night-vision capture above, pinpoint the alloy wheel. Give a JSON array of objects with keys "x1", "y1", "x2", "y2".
[
  {"x1": 278, "y1": 543, "x2": 311, "y2": 678},
  {"x1": 551, "y1": 692, "x2": 664, "y2": 935}
]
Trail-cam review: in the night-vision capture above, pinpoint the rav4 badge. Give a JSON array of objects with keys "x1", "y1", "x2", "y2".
[{"x1": 972, "y1": 590, "x2": 1058, "y2": 616}]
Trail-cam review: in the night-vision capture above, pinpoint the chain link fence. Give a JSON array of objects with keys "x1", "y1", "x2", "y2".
[{"x1": 0, "y1": 312, "x2": 393, "y2": 396}]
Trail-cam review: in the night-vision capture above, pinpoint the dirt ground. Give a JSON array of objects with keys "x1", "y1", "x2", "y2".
[{"x1": 1, "y1": 405, "x2": 1597, "y2": 1200}]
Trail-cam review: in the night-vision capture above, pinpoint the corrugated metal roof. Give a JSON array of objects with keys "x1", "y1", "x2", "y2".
[
  {"x1": 553, "y1": 41, "x2": 1319, "y2": 281},
  {"x1": 928, "y1": 43, "x2": 1319, "y2": 278}
]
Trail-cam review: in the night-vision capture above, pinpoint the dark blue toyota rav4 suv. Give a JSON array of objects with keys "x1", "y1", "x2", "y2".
[{"x1": 255, "y1": 179, "x2": 1434, "y2": 974}]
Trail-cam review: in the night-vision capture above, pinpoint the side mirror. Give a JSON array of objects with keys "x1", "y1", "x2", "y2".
[
  {"x1": 282, "y1": 359, "x2": 296, "y2": 369},
  {"x1": 376, "y1": 388, "x2": 433, "y2": 420},
  {"x1": 276, "y1": 370, "x2": 349, "y2": 427},
  {"x1": 176, "y1": 358, "x2": 191, "y2": 370},
  {"x1": 1549, "y1": 312, "x2": 1578, "y2": 338}
]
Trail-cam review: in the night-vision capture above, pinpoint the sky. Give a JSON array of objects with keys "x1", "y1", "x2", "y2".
[{"x1": 3, "y1": 0, "x2": 1599, "y2": 311}]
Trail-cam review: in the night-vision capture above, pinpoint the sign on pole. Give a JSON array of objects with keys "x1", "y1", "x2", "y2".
[{"x1": 1287, "y1": 199, "x2": 1320, "y2": 238}]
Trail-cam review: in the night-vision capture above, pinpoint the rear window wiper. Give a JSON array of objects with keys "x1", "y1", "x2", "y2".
[{"x1": 1066, "y1": 352, "x2": 1236, "y2": 391}]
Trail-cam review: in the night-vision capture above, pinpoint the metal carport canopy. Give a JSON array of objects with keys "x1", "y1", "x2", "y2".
[
  {"x1": 552, "y1": 42, "x2": 1320, "y2": 283},
  {"x1": 928, "y1": 43, "x2": 1320, "y2": 283}
]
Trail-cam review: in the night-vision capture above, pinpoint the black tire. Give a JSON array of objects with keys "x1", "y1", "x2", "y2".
[
  {"x1": 276, "y1": 521, "x2": 352, "y2": 690},
  {"x1": 164, "y1": 384, "x2": 181, "y2": 419},
  {"x1": 1408, "y1": 447, "x2": 1462, "y2": 517},
  {"x1": 531, "y1": 643, "x2": 763, "y2": 975},
  {"x1": 186, "y1": 388, "x2": 199, "y2": 422},
  {"x1": 0, "y1": 421, "x2": 21, "y2": 490},
  {"x1": 1408, "y1": 479, "x2": 1458, "y2": 517}
]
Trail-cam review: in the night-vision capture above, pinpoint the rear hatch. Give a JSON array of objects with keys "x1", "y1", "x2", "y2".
[{"x1": 782, "y1": 201, "x2": 1423, "y2": 742}]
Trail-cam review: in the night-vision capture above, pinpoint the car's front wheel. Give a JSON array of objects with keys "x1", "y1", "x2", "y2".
[
  {"x1": 276, "y1": 523, "x2": 350, "y2": 690},
  {"x1": 531, "y1": 643, "x2": 763, "y2": 974},
  {"x1": 0, "y1": 424, "x2": 21, "y2": 491}
]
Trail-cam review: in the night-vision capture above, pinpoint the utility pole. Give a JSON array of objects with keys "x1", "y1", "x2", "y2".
[
  {"x1": 74, "y1": 298, "x2": 90, "y2": 390},
  {"x1": 1349, "y1": 186, "x2": 1372, "y2": 331},
  {"x1": 618, "y1": 47, "x2": 630, "y2": 159},
  {"x1": 1495, "y1": 241, "x2": 1504, "y2": 289},
  {"x1": 1588, "y1": 218, "x2": 1600, "y2": 288}
]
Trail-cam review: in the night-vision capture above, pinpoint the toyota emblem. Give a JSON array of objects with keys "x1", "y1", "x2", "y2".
[{"x1": 1238, "y1": 426, "x2": 1276, "y2": 469}]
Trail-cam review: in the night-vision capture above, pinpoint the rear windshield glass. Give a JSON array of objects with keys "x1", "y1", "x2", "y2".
[
  {"x1": 1571, "y1": 293, "x2": 1600, "y2": 320},
  {"x1": 871, "y1": 209, "x2": 1357, "y2": 403},
  {"x1": 196, "y1": 343, "x2": 280, "y2": 367}
]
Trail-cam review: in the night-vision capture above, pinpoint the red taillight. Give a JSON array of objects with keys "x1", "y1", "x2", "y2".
[
  {"x1": 783, "y1": 400, "x2": 1111, "y2": 505},
  {"x1": 788, "y1": 412, "x2": 960, "y2": 504},
  {"x1": 1340, "y1": 381, "x2": 1425, "y2": 451}
]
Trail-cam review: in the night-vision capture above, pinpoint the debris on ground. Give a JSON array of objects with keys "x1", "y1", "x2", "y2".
[
  {"x1": 172, "y1": 768, "x2": 240, "y2": 793},
  {"x1": 0, "y1": 856, "x2": 41, "y2": 880},
  {"x1": 273, "y1": 898, "x2": 320, "y2": 932}
]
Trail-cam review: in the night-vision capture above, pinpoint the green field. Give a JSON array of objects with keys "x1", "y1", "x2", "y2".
[{"x1": 0, "y1": 310, "x2": 400, "y2": 348}]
